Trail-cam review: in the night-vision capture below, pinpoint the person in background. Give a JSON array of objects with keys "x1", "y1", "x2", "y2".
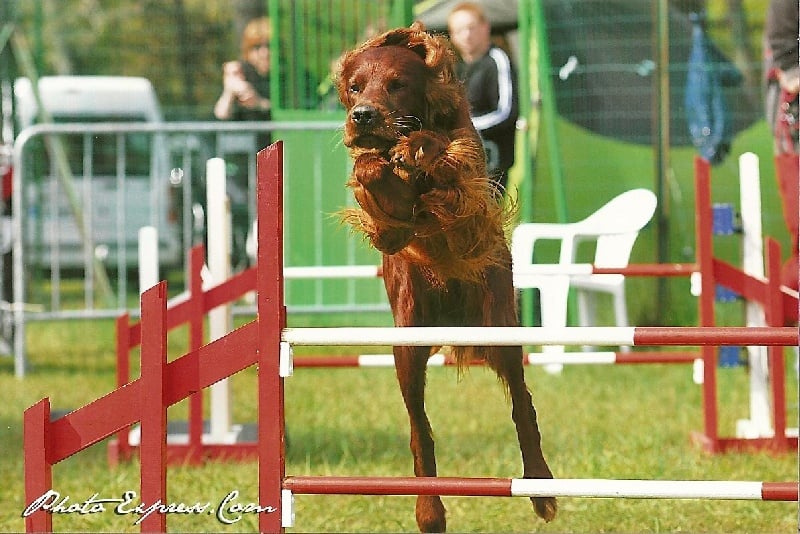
[
  {"x1": 213, "y1": 17, "x2": 272, "y2": 268},
  {"x1": 764, "y1": 0, "x2": 798, "y2": 291},
  {"x1": 214, "y1": 17, "x2": 272, "y2": 127},
  {"x1": 447, "y1": 2, "x2": 519, "y2": 192}
]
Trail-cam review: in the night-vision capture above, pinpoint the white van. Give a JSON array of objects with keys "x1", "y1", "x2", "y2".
[{"x1": 14, "y1": 75, "x2": 180, "y2": 268}]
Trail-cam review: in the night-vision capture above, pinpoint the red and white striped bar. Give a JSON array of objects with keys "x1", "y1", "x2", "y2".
[
  {"x1": 282, "y1": 476, "x2": 798, "y2": 501},
  {"x1": 282, "y1": 326, "x2": 798, "y2": 347},
  {"x1": 293, "y1": 351, "x2": 698, "y2": 368}
]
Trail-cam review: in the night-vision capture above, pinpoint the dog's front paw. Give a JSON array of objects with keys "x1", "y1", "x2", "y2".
[
  {"x1": 350, "y1": 154, "x2": 417, "y2": 223},
  {"x1": 391, "y1": 130, "x2": 450, "y2": 172}
]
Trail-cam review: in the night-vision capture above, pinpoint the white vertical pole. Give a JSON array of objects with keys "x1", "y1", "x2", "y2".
[
  {"x1": 736, "y1": 152, "x2": 772, "y2": 439},
  {"x1": 137, "y1": 226, "x2": 160, "y2": 449},
  {"x1": 138, "y1": 226, "x2": 159, "y2": 294},
  {"x1": 540, "y1": 276, "x2": 570, "y2": 375},
  {"x1": 206, "y1": 158, "x2": 232, "y2": 442}
]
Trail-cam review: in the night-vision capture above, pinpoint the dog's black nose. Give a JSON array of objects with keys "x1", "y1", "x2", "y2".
[{"x1": 351, "y1": 105, "x2": 379, "y2": 126}]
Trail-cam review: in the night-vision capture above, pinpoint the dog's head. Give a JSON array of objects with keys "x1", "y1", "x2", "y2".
[{"x1": 335, "y1": 22, "x2": 470, "y2": 151}]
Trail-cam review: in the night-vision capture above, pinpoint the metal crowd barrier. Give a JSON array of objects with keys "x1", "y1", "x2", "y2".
[{"x1": 10, "y1": 121, "x2": 387, "y2": 377}]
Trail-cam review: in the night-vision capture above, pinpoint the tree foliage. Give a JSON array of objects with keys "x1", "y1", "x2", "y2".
[
  {"x1": 7, "y1": 0, "x2": 772, "y2": 120},
  {"x1": 15, "y1": 0, "x2": 240, "y2": 119}
]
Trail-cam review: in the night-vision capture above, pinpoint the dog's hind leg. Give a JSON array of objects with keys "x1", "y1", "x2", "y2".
[
  {"x1": 487, "y1": 345, "x2": 558, "y2": 522},
  {"x1": 394, "y1": 345, "x2": 447, "y2": 533}
]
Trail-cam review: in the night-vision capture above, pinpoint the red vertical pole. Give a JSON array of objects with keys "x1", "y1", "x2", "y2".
[
  {"x1": 694, "y1": 157, "x2": 719, "y2": 451},
  {"x1": 258, "y1": 141, "x2": 286, "y2": 533},
  {"x1": 24, "y1": 398, "x2": 52, "y2": 533},
  {"x1": 139, "y1": 282, "x2": 168, "y2": 533},
  {"x1": 765, "y1": 238, "x2": 787, "y2": 449},
  {"x1": 188, "y1": 245, "x2": 205, "y2": 464},
  {"x1": 112, "y1": 314, "x2": 132, "y2": 463}
]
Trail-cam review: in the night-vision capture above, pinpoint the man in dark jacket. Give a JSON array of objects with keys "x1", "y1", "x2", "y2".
[{"x1": 448, "y1": 2, "x2": 519, "y2": 192}]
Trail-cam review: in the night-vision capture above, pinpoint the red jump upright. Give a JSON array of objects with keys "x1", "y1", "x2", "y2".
[
  {"x1": 22, "y1": 142, "x2": 287, "y2": 533},
  {"x1": 692, "y1": 156, "x2": 798, "y2": 453},
  {"x1": 256, "y1": 142, "x2": 288, "y2": 534}
]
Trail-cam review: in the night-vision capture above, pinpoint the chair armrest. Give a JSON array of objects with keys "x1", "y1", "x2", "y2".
[
  {"x1": 512, "y1": 222, "x2": 580, "y2": 240},
  {"x1": 511, "y1": 223, "x2": 580, "y2": 267}
]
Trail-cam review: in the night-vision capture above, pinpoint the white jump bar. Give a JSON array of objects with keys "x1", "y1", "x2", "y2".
[
  {"x1": 510, "y1": 478, "x2": 768, "y2": 500},
  {"x1": 282, "y1": 326, "x2": 637, "y2": 346}
]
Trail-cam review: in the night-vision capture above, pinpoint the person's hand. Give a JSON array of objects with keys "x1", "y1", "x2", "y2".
[
  {"x1": 222, "y1": 61, "x2": 248, "y2": 95},
  {"x1": 236, "y1": 83, "x2": 271, "y2": 111},
  {"x1": 778, "y1": 66, "x2": 800, "y2": 94}
]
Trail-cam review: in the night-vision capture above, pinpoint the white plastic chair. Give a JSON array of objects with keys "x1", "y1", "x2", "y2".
[{"x1": 511, "y1": 188, "x2": 657, "y2": 361}]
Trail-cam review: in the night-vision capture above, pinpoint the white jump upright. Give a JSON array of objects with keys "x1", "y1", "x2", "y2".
[
  {"x1": 137, "y1": 226, "x2": 159, "y2": 295},
  {"x1": 736, "y1": 153, "x2": 772, "y2": 439},
  {"x1": 206, "y1": 157, "x2": 234, "y2": 443},
  {"x1": 130, "y1": 162, "x2": 238, "y2": 450}
]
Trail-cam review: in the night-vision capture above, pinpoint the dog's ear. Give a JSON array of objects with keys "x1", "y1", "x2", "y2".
[
  {"x1": 346, "y1": 23, "x2": 453, "y2": 77},
  {"x1": 333, "y1": 49, "x2": 353, "y2": 103},
  {"x1": 369, "y1": 25, "x2": 428, "y2": 62},
  {"x1": 410, "y1": 31, "x2": 464, "y2": 130},
  {"x1": 366, "y1": 23, "x2": 450, "y2": 71}
]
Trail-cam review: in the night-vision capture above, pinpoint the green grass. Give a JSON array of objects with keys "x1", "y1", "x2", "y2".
[{"x1": 1, "y1": 316, "x2": 797, "y2": 532}]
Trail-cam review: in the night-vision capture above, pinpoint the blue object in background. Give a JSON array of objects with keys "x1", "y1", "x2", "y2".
[
  {"x1": 685, "y1": 11, "x2": 742, "y2": 165},
  {"x1": 718, "y1": 345, "x2": 744, "y2": 367},
  {"x1": 711, "y1": 203, "x2": 738, "y2": 235},
  {"x1": 715, "y1": 284, "x2": 740, "y2": 303}
]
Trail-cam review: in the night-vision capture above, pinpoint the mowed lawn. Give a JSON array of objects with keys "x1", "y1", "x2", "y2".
[{"x1": 0, "y1": 315, "x2": 796, "y2": 532}]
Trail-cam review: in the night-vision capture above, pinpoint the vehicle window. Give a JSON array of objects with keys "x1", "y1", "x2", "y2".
[{"x1": 53, "y1": 115, "x2": 152, "y2": 176}]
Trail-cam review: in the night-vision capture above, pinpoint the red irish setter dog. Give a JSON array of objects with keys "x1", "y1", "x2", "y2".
[{"x1": 336, "y1": 23, "x2": 556, "y2": 532}]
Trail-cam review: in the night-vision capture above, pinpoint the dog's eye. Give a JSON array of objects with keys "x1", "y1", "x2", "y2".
[
  {"x1": 349, "y1": 83, "x2": 360, "y2": 94},
  {"x1": 387, "y1": 80, "x2": 406, "y2": 92}
]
